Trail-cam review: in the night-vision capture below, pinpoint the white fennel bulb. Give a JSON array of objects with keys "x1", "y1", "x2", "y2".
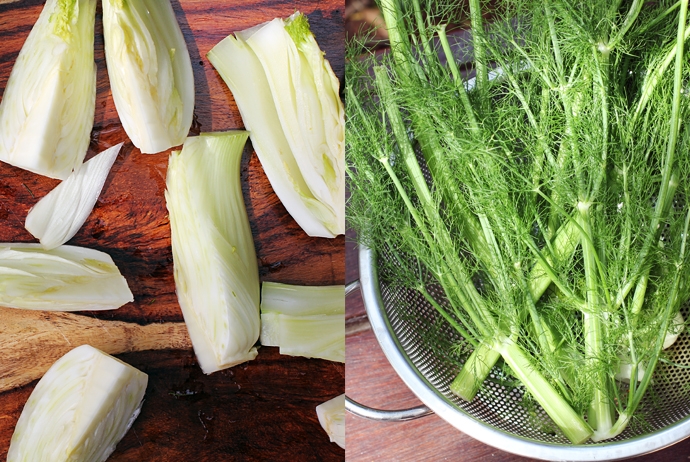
[
  {"x1": 25, "y1": 143, "x2": 123, "y2": 250},
  {"x1": 7, "y1": 345, "x2": 147, "y2": 462},
  {"x1": 165, "y1": 131, "x2": 260, "y2": 373},
  {"x1": 102, "y1": 0, "x2": 194, "y2": 154},
  {"x1": 0, "y1": 0, "x2": 97, "y2": 179},
  {"x1": 259, "y1": 282, "x2": 344, "y2": 362},
  {"x1": 0, "y1": 243, "x2": 133, "y2": 311},
  {"x1": 316, "y1": 394, "x2": 345, "y2": 449},
  {"x1": 207, "y1": 12, "x2": 344, "y2": 238}
]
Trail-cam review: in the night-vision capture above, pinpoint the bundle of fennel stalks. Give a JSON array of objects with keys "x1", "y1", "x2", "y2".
[{"x1": 347, "y1": 0, "x2": 690, "y2": 444}]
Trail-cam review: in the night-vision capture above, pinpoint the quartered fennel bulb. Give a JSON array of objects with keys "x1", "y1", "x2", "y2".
[
  {"x1": 207, "y1": 12, "x2": 344, "y2": 238},
  {"x1": 259, "y1": 282, "x2": 344, "y2": 362},
  {"x1": 0, "y1": 243, "x2": 133, "y2": 311},
  {"x1": 166, "y1": 131, "x2": 260, "y2": 373},
  {"x1": 25, "y1": 143, "x2": 123, "y2": 250},
  {"x1": 0, "y1": 0, "x2": 96, "y2": 179},
  {"x1": 316, "y1": 394, "x2": 345, "y2": 449},
  {"x1": 102, "y1": 0, "x2": 194, "y2": 154},
  {"x1": 7, "y1": 345, "x2": 147, "y2": 462}
]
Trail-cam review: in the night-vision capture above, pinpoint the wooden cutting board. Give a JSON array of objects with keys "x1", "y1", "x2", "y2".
[{"x1": 0, "y1": 1, "x2": 345, "y2": 460}]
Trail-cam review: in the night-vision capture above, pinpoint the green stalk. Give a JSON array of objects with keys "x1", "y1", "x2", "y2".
[
  {"x1": 629, "y1": 172, "x2": 679, "y2": 320},
  {"x1": 452, "y1": 219, "x2": 582, "y2": 401},
  {"x1": 595, "y1": 206, "x2": 690, "y2": 442},
  {"x1": 578, "y1": 201, "x2": 613, "y2": 435},
  {"x1": 437, "y1": 25, "x2": 479, "y2": 134},
  {"x1": 450, "y1": 341, "x2": 501, "y2": 400},
  {"x1": 418, "y1": 284, "x2": 479, "y2": 348},
  {"x1": 528, "y1": 220, "x2": 580, "y2": 298},
  {"x1": 378, "y1": 1, "x2": 494, "y2": 276},
  {"x1": 631, "y1": 24, "x2": 690, "y2": 127},
  {"x1": 411, "y1": 0, "x2": 435, "y2": 65},
  {"x1": 379, "y1": 155, "x2": 488, "y2": 335},
  {"x1": 468, "y1": 0, "x2": 488, "y2": 103},
  {"x1": 607, "y1": 0, "x2": 644, "y2": 50},
  {"x1": 495, "y1": 336, "x2": 593, "y2": 444},
  {"x1": 375, "y1": 65, "x2": 497, "y2": 335},
  {"x1": 615, "y1": 0, "x2": 689, "y2": 308},
  {"x1": 637, "y1": 1, "x2": 681, "y2": 36},
  {"x1": 378, "y1": 0, "x2": 413, "y2": 78}
]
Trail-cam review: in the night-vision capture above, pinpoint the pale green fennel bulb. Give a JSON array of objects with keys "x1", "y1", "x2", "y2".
[
  {"x1": 165, "y1": 131, "x2": 260, "y2": 373},
  {"x1": 207, "y1": 12, "x2": 344, "y2": 238},
  {"x1": 0, "y1": 0, "x2": 97, "y2": 179},
  {"x1": 102, "y1": 0, "x2": 194, "y2": 154},
  {"x1": 7, "y1": 345, "x2": 147, "y2": 462}
]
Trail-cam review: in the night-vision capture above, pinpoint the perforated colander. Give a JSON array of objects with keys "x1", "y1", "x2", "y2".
[{"x1": 349, "y1": 244, "x2": 690, "y2": 461}]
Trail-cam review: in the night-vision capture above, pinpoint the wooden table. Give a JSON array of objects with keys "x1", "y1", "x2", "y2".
[
  {"x1": 0, "y1": 1, "x2": 344, "y2": 460},
  {"x1": 345, "y1": 234, "x2": 690, "y2": 461}
]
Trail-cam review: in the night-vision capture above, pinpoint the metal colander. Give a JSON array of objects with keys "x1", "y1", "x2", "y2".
[{"x1": 356, "y1": 244, "x2": 690, "y2": 461}]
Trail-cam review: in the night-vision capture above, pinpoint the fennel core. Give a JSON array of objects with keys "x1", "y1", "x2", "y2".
[{"x1": 347, "y1": 0, "x2": 690, "y2": 444}]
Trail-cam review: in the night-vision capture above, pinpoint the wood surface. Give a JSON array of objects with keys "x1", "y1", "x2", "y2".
[
  {"x1": 0, "y1": 0, "x2": 344, "y2": 460},
  {"x1": 346, "y1": 238, "x2": 690, "y2": 461}
]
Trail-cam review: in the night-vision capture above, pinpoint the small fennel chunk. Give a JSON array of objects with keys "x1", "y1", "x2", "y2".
[
  {"x1": 102, "y1": 0, "x2": 194, "y2": 154},
  {"x1": 25, "y1": 143, "x2": 123, "y2": 250},
  {"x1": 316, "y1": 394, "x2": 345, "y2": 449},
  {"x1": 260, "y1": 282, "x2": 345, "y2": 316},
  {"x1": 259, "y1": 282, "x2": 345, "y2": 361},
  {"x1": 272, "y1": 313, "x2": 344, "y2": 362},
  {"x1": 207, "y1": 12, "x2": 344, "y2": 238},
  {"x1": 165, "y1": 131, "x2": 260, "y2": 373},
  {"x1": 7, "y1": 345, "x2": 147, "y2": 462},
  {"x1": 0, "y1": 0, "x2": 96, "y2": 179},
  {"x1": 0, "y1": 243, "x2": 132, "y2": 311}
]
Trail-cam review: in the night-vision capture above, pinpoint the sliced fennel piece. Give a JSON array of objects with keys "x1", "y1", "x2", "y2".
[
  {"x1": 316, "y1": 394, "x2": 345, "y2": 449},
  {"x1": 0, "y1": 243, "x2": 133, "y2": 311},
  {"x1": 0, "y1": 0, "x2": 96, "y2": 179},
  {"x1": 102, "y1": 0, "x2": 194, "y2": 154},
  {"x1": 166, "y1": 131, "x2": 260, "y2": 373},
  {"x1": 260, "y1": 282, "x2": 345, "y2": 316},
  {"x1": 260, "y1": 313, "x2": 344, "y2": 362},
  {"x1": 207, "y1": 12, "x2": 344, "y2": 238},
  {"x1": 279, "y1": 314, "x2": 344, "y2": 362},
  {"x1": 7, "y1": 345, "x2": 147, "y2": 462},
  {"x1": 25, "y1": 143, "x2": 123, "y2": 250},
  {"x1": 259, "y1": 283, "x2": 345, "y2": 357}
]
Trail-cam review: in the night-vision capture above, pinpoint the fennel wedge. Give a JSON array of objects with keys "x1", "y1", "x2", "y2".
[
  {"x1": 7, "y1": 345, "x2": 147, "y2": 462},
  {"x1": 0, "y1": 243, "x2": 133, "y2": 311},
  {"x1": 102, "y1": 0, "x2": 194, "y2": 154},
  {"x1": 165, "y1": 131, "x2": 260, "y2": 373},
  {"x1": 316, "y1": 394, "x2": 345, "y2": 449},
  {"x1": 0, "y1": 0, "x2": 96, "y2": 179},
  {"x1": 25, "y1": 143, "x2": 123, "y2": 250},
  {"x1": 259, "y1": 282, "x2": 345, "y2": 362},
  {"x1": 207, "y1": 12, "x2": 344, "y2": 238}
]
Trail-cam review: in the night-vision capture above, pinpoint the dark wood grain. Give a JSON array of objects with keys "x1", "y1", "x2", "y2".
[
  {"x1": 345, "y1": 234, "x2": 690, "y2": 461},
  {"x1": 0, "y1": 1, "x2": 344, "y2": 460}
]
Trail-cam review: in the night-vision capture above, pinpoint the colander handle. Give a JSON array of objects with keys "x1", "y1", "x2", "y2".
[
  {"x1": 345, "y1": 395, "x2": 432, "y2": 421},
  {"x1": 345, "y1": 280, "x2": 433, "y2": 422}
]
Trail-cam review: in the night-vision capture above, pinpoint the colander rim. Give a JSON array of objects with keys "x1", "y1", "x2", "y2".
[{"x1": 358, "y1": 244, "x2": 690, "y2": 461}]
